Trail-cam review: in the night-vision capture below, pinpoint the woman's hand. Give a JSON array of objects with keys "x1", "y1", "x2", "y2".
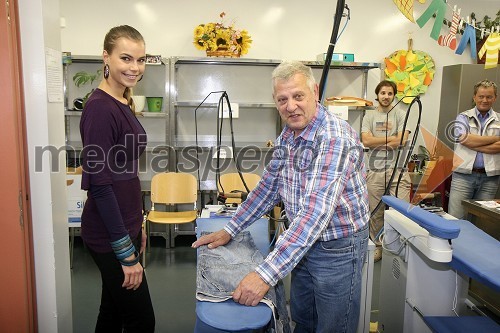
[{"x1": 121, "y1": 254, "x2": 143, "y2": 290}]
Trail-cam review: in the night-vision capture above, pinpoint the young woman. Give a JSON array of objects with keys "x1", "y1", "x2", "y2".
[{"x1": 80, "y1": 25, "x2": 155, "y2": 332}]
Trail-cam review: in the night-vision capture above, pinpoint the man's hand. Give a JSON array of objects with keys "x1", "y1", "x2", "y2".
[
  {"x1": 233, "y1": 272, "x2": 270, "y2": 306},
  {"x1": 191, "y1": 229, "x2": 231, "y2": 249}
]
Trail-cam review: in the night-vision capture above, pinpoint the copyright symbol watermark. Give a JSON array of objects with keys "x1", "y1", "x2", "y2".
[{"x1": 445, "y1": 120, "x2": 467, "y2": 143}]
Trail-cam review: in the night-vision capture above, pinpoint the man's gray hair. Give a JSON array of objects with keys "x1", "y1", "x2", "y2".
[
  {"x1": 474, "y1": 79, "x2": 497, "y2": 97},
  {"x1": 272, "y1": 61, "x2": 316, "y2": 93}
]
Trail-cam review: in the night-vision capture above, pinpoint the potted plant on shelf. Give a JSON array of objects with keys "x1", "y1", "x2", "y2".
[
  {"x1": 193, "y1": 12, "x2": 252, "y2": 57},
  {"x1": 72, "y1": 69, "x2": 102, "y2": 109}
]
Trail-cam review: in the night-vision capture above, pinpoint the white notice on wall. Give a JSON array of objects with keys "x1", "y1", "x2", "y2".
[
  {"x1": 328, "y1": 105, "x2": 348, "y2": 121},
  {"x1": 44, "y1": 47, "x2": 64, "y2": 103}
]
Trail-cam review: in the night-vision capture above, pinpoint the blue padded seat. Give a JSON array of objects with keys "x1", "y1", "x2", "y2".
[
  {"x1": 195, "y1": 218, "x2": 273, "y2": 333},
  {"x1": 423, "y1": 316, "x2": 499, "y2": 333},
  {"x1": 449, "y1": 219, "x2": 500, "y2": 293},
  {"x1": 195, "y1": 300, "x2": 272, "y2": 332},
  {"x1": 382, "y1": 195, "x2": 461, "y2": 239}
]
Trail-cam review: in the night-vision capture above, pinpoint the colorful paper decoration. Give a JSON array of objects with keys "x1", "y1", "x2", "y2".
[
  {"x1": 416, "y1": 0, "x2": 447, "y2": 40},
  {"x1": 393, "y1": 0, "x2": 416, "y2": 23},
  {"x1": 478, "y1": 33, "x2": 500, "y2": 69},
  {"x1": 391, "y1": 0, "x2": 498, "y2": 68},
  {"x1": 438, "y1": 10, "x2": 460, "y2": 50},
  {"x1": 455, "y1": 24, "x2": 477, "y2": 60},
  {"x1": 384, "y1": 40, "x2": 435, "y2": 104}
]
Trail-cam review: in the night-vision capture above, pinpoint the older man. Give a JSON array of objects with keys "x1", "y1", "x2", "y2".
[
  {"x1": 448, "y1": 79, "x2": 500, "y2": 219},
  {"x1": 193, "y1": 61, "x2": 369, "y2": 333}
]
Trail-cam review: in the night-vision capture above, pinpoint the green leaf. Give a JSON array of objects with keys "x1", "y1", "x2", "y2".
[{"x1": 411, "y1": 64, "x2": 425, "y2": 72}]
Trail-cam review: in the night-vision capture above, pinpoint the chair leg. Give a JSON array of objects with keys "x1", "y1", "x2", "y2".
[
  {"x1": 142, "y1": 247, "x2": 146, "y2": 268},
  {"x1": 147, "y1": 220, "x2": 151, "y2": 254},
  {"x1": 170, "y1": 224, "x2": 176, "y2": 248},
  {"x1": 165, "y1": 225, "x2": 171, "y2": 249}
]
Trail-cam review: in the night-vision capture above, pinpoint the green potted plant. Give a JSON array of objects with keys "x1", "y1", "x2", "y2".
[{"x1": 72, "y1": 69, "x2": 102, "y2": 109}]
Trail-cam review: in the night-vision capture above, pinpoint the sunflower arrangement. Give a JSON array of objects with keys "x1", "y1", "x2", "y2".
[{"x1": 193, "y1": 12, "x2": 252, "y2": 57}]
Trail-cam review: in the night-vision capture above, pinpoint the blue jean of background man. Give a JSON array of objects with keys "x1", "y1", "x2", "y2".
[{"x1": 448, "y1": 172, "x2": 499, "y2": 219}]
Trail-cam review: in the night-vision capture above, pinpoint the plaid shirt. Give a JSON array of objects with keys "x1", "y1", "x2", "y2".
[{"x1": 224, "y1": 104, "x2": 369, "y2": 286}]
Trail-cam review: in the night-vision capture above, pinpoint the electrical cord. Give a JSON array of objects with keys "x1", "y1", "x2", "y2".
[
  {"x1": 319, "y1": 0, "x2": 348, "y2": 103},
  {"x1": 267, "y1": 209, "x2": 288, "y2": 247},
  {"x1": 380, "y1": 231, "x2": 425, "y2": 257},
  {"x1": 216, "y1": 92, "x2": 251, "y2": 196},
  {"x1": 370, "y1": 96, "x2": 422, "y2": 225},
  {"x1": 193, "y1": 90, "x2": 227, "y2": 204}
]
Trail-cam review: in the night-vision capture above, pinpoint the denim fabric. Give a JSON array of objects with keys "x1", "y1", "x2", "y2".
[
  {"x1": 448, "y1": 172, "x2": 500, "y2": 219},
  {"x1": 197, "y1": 231, "x2": 291, "y2": 333},
  {"x1": 290, "y1": 224, "x2": 369, "y2": 333}
]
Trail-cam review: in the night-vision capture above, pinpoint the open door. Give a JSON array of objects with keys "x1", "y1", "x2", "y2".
[{"x1": 0, "y1": 0, "x2": 36, "y2": 331}]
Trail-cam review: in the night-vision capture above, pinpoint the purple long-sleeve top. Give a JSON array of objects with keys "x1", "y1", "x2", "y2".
[{"x1": 79, "y1": 88, "x2": 147, "y2": 252}]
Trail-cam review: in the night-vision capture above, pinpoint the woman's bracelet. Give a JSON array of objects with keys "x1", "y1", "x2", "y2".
[
  {"x1": 110, "y1": 235, "x2": 136, "y2": 261},
  {"x1": 119, "y1": 250, "x2": 140, "y2": 266}
]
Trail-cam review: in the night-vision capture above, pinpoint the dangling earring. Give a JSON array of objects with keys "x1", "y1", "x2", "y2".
[
  {"x1": 104, "y1": 64, "x2": 110, "y2": 79},
  {"x1": 138, "y1": 74, "x2": 144, "y2": 82}
]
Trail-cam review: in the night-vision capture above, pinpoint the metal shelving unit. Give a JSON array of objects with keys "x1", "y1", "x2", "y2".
[{"x1": 169, "y1": 57, "x2": 380, "y2": 185}]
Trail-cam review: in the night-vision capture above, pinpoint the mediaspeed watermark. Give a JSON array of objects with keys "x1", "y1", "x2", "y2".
[{"x1": 34, "y1": 141, "x2": 368, "y2": 177}]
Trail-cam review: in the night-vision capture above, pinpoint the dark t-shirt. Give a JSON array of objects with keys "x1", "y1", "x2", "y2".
[{"x1": 80, "y1": 89, "x2": 147, "y2": 252}]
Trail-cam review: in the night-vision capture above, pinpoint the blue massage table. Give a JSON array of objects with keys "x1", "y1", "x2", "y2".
[
  {"x1": 378, "y1": 196, "x2": 500, "y2": 333},
  {"x1": 194, "y1": 216, "x2": 273, "y2": 333}
]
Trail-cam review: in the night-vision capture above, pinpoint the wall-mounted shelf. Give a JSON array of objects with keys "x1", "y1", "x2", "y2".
[{"x1": 175, "y1": 101, "x2": 276, "y2": 109}]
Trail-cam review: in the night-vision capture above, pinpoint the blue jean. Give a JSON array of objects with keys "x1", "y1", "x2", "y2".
[
  {"x1": 448, "y1": 172, "x2": 499, "y2": 219},
  {"x1": 290, "y1": 224, "x2": 369, "y2": 333},
  {"x1": 197, "y1": 231, "x2": 291, "y2": 333}
]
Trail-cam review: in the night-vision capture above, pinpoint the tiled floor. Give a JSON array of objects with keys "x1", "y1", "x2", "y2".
[
  {"x1": 71, "y1": 235, "x2": 384, "y2": 333},
  {"x1": 71, "y1": 236, "x2": 199, "y2": 333}
]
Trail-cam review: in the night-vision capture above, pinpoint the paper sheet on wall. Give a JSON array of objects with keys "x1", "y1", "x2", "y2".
[
  {"x1": 328, "y1": 105, "x2": 348, "y2": 120},
  {"x1": 44, "y1": 47, "x2": 64, "y2": 103}
]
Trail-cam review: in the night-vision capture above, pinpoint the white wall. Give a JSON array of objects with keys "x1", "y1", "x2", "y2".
[
  {"x1": 19, "y1": 0, "x2": 72, "y2": 332},
  {"x1": 59, "y1": 0, "x2": 497, "y2": 144}
]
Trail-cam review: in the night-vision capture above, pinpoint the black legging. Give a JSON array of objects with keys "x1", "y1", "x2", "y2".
[{"x1": 87, "y1": 232, "x2": 155, "y2": 333}]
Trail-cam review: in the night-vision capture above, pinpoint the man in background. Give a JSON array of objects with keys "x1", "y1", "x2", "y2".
[
  {"x1": 361, "y1": 80, "x2": 411, "y2": 262},
  {"x1": 448, "y1": 79, "x2": 500, "y2": 219}
]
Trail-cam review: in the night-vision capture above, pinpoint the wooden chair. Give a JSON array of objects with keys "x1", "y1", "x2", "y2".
[
  {"x1": 217, "y1": 173, "x2": 261, "y2": 204},
  {"x1": 146, "y1": 172, "x2": 198, "y2": 255}
]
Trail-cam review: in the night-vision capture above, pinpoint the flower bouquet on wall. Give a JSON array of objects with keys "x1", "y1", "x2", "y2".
[{"x1": 193, "y1": 12, "x2": 252, "y2": 58}]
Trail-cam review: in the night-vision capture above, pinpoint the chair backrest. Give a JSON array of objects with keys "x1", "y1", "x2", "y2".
[
  {"x1": 218, "y1": 173, "x2": 261, "y2": 194},
  {"x1": 151, "y1": 172, "x2": 198, "y2": 205}
]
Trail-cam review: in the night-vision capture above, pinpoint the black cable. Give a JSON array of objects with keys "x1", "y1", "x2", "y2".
[
  {"x1": 394, "y1": 97, "x2": 422, "y2": 198},
  {"x1": 222, "y1": 92, "x2": 251, "y2": 194},
  {"x1": 318, "y1": 0, "x2": 347, "y2": 103},
  {"x1": 370, "y1": 96, "x2": 422, "y2": 219},
  {"x1": 214, "y1": 92, "x2": 251, "y2": 198},
  {"x1": 193, "y1": 90, "x2": 227, "y2": 206}
]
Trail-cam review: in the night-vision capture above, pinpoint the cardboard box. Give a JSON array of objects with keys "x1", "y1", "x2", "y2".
[
  {"x1": 66, "y1": 174, "x2": 86, "y2": 224},
  {"x1": 316, "y1": 53, "x2": 355, "y2": 63}
]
